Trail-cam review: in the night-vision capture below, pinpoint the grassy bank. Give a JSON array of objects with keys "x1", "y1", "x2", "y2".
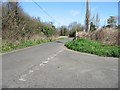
[
  {"x1": 65, "y1": 38, "x2": 120, "y2": 58},
  {"x1": 1, "y1": 39, "x2": 54, "y2": 53}
]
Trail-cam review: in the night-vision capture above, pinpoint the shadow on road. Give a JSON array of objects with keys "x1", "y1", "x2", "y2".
[{"x1": 55, "y1": 41, "x2": 64, "y2": 44}]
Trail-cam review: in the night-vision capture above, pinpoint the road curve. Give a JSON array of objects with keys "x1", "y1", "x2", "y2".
[{"x1": 2, "y1": 38, "x2": 118, "y2": 88}]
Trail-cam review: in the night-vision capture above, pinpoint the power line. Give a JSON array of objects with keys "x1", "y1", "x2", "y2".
[{"x1": 32, "y1": 0, "x2": 61, "y2": 25}]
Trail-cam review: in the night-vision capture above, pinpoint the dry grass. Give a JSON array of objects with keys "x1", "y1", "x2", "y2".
[{"x1": 77, "y1": 28, "x2": 119, "y2": 46}]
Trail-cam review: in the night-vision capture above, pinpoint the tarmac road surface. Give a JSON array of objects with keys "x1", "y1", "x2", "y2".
[{"x1": 2, "y1": 38, "x2": 118, "y2": 88}]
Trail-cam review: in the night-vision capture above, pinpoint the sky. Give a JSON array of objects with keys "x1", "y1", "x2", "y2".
[{"x1": 19, "y1": 2, "x2": 118, "y2": 27}]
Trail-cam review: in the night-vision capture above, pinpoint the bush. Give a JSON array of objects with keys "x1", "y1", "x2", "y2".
[{"x1": 65, "y1": 38, "x2": 120, "y2": 58}]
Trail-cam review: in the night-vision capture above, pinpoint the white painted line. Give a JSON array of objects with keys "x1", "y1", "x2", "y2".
[
  {"x1": 58, "y1": 50, "x2": 63, "y2": 53},
  {"x1": 47, "y1": 57, "x2": 50, "y2": 60},
  {"x1": 42, "y1": 61, "x2": 49, "y2": 64},
  {"x1": 19, "y1": 78, "x2": 26, "y2": 82},
  {"x1": 29, "y1": 70, "x2": 34, "y2": 73},
  {"x1": 19, "y1": 74, "x2": 27, "y2": 81},
  {"x1": 39, "y1": 63, "x2": 45, "y2": 66},
  {"x1": 18, "y1": 49, "x2": 65, "y2": 82}
]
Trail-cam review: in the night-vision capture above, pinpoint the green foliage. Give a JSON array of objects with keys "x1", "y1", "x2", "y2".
[
  {"x1": 68, "y1": 22, "x2": 84, "y2": 37},
  {"x1": 1, "y1": 2, "x2": 59, "y2": 53},
  {"x1": 107, "y1": 16, "x2": 117, "y2": 28},
  {"x1": 2, "y1": 2, "x2": 57, "y2": 42},
  {"x1": 1, "y1": 39, "x2": 52, "y2": 53},
  {"x1": 65, "y1": 38, "x2": 120, "y2": 58},
  {"x1": 69, "y1": 29, "x2": 76, "y2": 37},
  {"x1": 90, "y1": 22, "x2": 96, "y2": 31},
  {"x1": 42, "y1": 26, "x2": 56, "y2": 37},
  {"x1": 59, "y1": 26, "x2": 69, "y2": 36}
]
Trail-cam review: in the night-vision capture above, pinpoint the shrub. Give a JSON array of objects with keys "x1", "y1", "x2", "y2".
[{"x1": 65, "y1": 38, "x2": 120, "y2": 58}]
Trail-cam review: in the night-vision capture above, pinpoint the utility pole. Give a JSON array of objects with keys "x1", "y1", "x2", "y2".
[{"x1": 85, "y1": 0, "x2": 90, "y2": 32}]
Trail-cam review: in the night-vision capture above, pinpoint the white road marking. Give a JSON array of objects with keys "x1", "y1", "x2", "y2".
[
  {"x1": 19, "y1": 74, "x2": 27, "y2": 81},
  {"x1": 19, "y1": 78, "x2": 26, "y2": 82},
  {"x1": 60, "y1": 49, "x2": 63, "y2": 52},
  {"x1": 42, "y1": 61, "x2": 48, "y2": 64},
  {"x1": 39, "y1": 63, "x2": 45, "y2": 66},
  {"x1": 47, "y1": 58, "x2": 50, "y2": 60},
  {"x1": 18, "y1": 49, "x2": 64, "y2": 82},
  {"x1": 29, "y1": 70, "x2": 34, "y2": 73}
]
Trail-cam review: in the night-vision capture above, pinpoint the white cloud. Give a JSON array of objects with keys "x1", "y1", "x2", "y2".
[{"x1": 69, "y1": 10, "x2": 80, "y2": 16}]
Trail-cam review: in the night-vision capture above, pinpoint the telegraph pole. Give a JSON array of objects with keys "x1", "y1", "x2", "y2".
[{"x1": 85, "y1": 0, "x2": 90, "y2": 32}]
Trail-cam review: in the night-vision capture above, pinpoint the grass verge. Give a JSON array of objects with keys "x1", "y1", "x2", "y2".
[
  {"x1": 65, "y1": 38, "x2": 120, "y2": 58},
  {"x1": 1, "y1": 39, "x2": 53, "y2": 53}
]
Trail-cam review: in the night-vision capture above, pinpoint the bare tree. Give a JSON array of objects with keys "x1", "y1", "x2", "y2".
[{"x1": 95, "y1": 12, "x2": 100, "y2": 29}]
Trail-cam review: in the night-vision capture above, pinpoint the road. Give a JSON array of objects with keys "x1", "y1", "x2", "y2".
[{"x1": 2, "y1": 38, "x2": 118, "y2": 88}]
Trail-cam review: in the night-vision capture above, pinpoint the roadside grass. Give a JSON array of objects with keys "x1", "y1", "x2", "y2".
[
  {"x1": 1, "y1": 39, "x2": 53, "y2": 53},
  {"x1": 65, "y1": 38, "x2": 120, "y2": 58},
  {"x1": 1, "y1": 37, "x2": 66, "y2": 53}
]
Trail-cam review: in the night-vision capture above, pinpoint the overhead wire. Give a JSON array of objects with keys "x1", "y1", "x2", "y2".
[{"x1": 32, "y1": 0, "x2": 61, "y2": 25}]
